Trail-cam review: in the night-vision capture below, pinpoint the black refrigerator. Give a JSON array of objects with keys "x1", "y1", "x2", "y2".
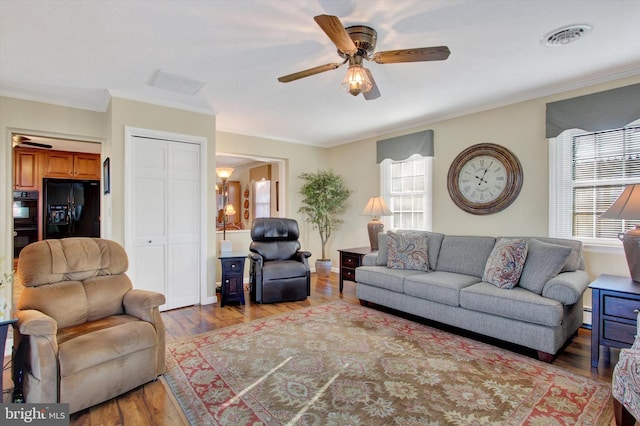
[{"x1": 43, "y1": 178, "x2": 100, "y2": 239}]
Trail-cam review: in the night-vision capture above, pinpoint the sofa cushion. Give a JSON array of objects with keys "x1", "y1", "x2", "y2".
[
  {"x1": 355, "y1": 266, "x2": 422, "y2": 293},
  {"x1": 482, "y1": 238, "x2": 528, "y2": 289},
  {"x1": 436, "y1": 236, "x2": 496, "y2": 278},
  {"x1": 503, "y1": 236, "x2": 583, "y2": 272},
  {"x1": 387, "y1": 231, "x2": 430, "y2": 271},
  {"x1": 460, "y1": 282, "x2": 564, "y2": 327},
  {"x1": 377, "y1": 231, "x2": 444, "y2": 270},
  {"x1": 404, "y1": 271, "x2": 481, "y2": 306},
  {"x1": 518, "y1": 239, "x2": 572, "y2": 294}
]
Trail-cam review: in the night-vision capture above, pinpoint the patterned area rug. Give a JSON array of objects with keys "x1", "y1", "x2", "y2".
[{"x1": 165, "y1": 301, "x2": 613, "y2": 425}]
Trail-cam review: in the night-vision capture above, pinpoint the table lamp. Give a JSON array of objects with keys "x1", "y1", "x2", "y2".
[
  {"x1": 600, "y1": 184, "x2": 640, "y2": 281},
  {"x1": 361, "y1": 196, "x2": 392, "y2": 250}
]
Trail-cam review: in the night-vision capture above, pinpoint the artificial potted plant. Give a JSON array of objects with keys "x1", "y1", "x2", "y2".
[{"x1": 298, "y1": 170, "x2": 352, "y2": 277}]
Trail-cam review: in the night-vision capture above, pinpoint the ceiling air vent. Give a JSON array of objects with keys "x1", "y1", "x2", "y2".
[{"x1": 542, "y1": 24, "x2": 592, "y2": 47}]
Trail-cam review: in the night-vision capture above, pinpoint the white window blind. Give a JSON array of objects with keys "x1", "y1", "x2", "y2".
[
  {"x1": 551, "y1": 122, "x2": 640, "y2": 242},
  {"x1": 381, "y1": 154, "x2": 432, "y2": 231},
  {"x1": 252, "y1": 180, "x2": 271, "y2": 218}
]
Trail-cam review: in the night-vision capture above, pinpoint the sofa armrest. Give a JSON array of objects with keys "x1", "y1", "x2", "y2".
[
  {"x1": 123, "y1": 290, "x2": 166, "y2": 374},
  {"x1": 124, "y1": 289, "x2": 166, "y2": 322},
  {"x1": 16, "y1": 309, "x2": 57, "y2": 336},
  {"x1": 541, "y1": 270, "x2": 590, "y2": 305},
  {"x1": 14, "y1": 310, "x2": 59, "y2": 402},
  {"x1": 362, "y1": 253, "x2": 378, "y2": 266}
]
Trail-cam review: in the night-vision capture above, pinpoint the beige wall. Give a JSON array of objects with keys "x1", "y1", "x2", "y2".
[
  {"x1": 3, "y1": 73, "x2": 639, "y2": 311},
  {"x1": 327, "y1": 74, "x2": 640, "y2": 308},
  {"x1": 216, "y1": 131, "x2": 329, "y2": 253},
  {"x1": 0, "y1": 97, "x2": 106, "y2": 314}
]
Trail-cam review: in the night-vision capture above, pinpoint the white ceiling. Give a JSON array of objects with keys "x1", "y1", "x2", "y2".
[{"x1": 1, "y1": 0, "x2": 639, "y2": 148}]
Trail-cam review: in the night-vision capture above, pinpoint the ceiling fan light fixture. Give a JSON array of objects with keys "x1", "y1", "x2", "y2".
[{"x1": 341, "y1": 64, "x2": 372, "y2": 97}]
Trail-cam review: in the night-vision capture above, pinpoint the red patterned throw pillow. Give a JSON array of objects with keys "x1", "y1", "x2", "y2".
[{"x1": 387, "y1": 231, "x2": 430, "y2": 272}]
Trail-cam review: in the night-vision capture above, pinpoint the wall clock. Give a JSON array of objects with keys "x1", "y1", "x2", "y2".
[{"x1": 447, "y1": 143, "x2": 523, "y2": 215}]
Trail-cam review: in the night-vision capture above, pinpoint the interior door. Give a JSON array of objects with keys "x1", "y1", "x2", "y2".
[{"x1": 129, "y1": 135, "x2": 201, "y2": 310}]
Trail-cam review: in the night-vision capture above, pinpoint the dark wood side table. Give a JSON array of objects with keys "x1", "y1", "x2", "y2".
[
  {"x1": 219, "y1": 251, "x2": 246, "y2": 307},
  {"x1": 338, "y1": 247, "x2": 374, "y2": 293},
  {"x1": 589, "y1": 274, "x2": 640, "y2": 368}
]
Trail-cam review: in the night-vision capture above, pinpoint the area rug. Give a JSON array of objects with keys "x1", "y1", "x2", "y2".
[{"x1": 164, "y1": 301, "x2": 614, "y2": 425}]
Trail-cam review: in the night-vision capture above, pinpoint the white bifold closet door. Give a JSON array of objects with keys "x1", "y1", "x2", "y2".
[{"x1": 128, "y1": 135, "x2": 201, "y2": 310}]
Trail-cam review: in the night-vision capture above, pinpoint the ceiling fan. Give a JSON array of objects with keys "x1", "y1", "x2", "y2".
[
  {"x1": 277, "y1": 14, "x2": 450, "y2": 100},
  {"x1": 13, "y1": 135, "x2": 53, "y2": 149}
]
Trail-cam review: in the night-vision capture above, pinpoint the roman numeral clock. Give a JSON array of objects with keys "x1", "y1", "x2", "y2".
[{"x1": 447, "y1": 143, "x2": 523, "y2": 215}]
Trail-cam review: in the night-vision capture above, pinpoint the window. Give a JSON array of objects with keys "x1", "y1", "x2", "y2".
[
  {"x1": 252, "y1": 179, "x2": 271, "y2": 218},
  {"x1": 551, "y1": 122, "x2": 640, "y2": 243},
  {"x1": 381, "y1": 154, "x2": 432, "y2": 231}
]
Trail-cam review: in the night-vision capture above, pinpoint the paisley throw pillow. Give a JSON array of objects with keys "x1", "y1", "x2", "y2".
[
  {"x1": 387, "y1": 231, "x2": 430, "y2": 272},
  {"x1": 483, "y1": 238, "x2": 528, "y2": 289}
]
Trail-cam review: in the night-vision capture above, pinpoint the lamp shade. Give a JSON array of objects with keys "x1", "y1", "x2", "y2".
[
  {"x1": 600, "y1": 184, "x2": 640, "y2": 220},
  {"x1": 361, "y1": 196, "x2": 392, "y2": 217},
  {"x1": 224, "y1": 204, "x2": 236, "y2": 216},
  {"x1": 216, "y1": 167, "x2": 235, "y2": 179}
]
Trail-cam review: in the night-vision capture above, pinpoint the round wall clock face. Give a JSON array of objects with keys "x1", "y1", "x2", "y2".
[{"x1": 447, "y1": 143, "x2": 523, "y2": 215}]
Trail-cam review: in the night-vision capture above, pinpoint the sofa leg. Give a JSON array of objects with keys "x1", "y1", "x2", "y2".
[
  {"x1": 537, "y1": 351, "x2": 554, "y2": 363},
  {"x1": 359, "y1": 300, "x2": 369, "y2": 307},
  {"x1": 614, "y1": 399, "x2": 636, "y2": 426}
]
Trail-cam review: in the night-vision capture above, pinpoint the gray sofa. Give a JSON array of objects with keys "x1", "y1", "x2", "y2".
[{"x1": 355, "y1": 231, "x2": 590, "y2": 361}]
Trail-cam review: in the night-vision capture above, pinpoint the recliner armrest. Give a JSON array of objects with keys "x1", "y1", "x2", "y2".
[
  {"x1": 16, "y1": 309, "x2": 57, "y2": 336},
  {"x1": 296, "y1": 250, "x2": 312, "y2": 258},
  {"x1": 123, "y1": 289, "x2": 166, "y2": 322}
]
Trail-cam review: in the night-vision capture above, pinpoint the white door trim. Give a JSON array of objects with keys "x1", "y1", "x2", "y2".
[{"x1": 124, "y1": 126, "x2": 209, "y2": 306}]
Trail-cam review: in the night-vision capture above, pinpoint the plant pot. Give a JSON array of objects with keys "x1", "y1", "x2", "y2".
[{"x1": 315, "y1": 259, "x2": 332, "y2": 278}]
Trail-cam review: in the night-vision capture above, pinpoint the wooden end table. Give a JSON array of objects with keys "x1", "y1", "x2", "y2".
[
  {"x1": 338, "y1": 247, "x2": 374, "y2": 293},
  {"x1": 589, "y1": 274, "x2": 640, "y2": 368},
  {"x1": 219, "y1": 251, "x2": 246, "y2": 307}
]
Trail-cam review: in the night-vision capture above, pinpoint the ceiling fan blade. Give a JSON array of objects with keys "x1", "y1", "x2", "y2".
[
  {"x1": 313, "y1": 15, "x2": 357, "y2": 55},
  {"x1": 363, "y1": 69, "x2": 380, "y2": 101},
  {"x1": 20, "y1": 141, "x2": 53, "y2": 149},
  {"x1": 277, "y1": 63, "x2": 342, "y2": 83},
  {"x1": 372, "y1": 46, "x2": 450, "y2": 64}
]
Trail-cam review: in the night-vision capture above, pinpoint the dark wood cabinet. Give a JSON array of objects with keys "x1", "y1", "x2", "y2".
[
  {"x1": 590, "y1": 274, "x2": 640, "y2": 368},
  {"x1": 338, "y1": 247, "x2": 374, "y2": 293},
  {"x1": 219, "y1": 252, "x2": 246, "y2": 307}
]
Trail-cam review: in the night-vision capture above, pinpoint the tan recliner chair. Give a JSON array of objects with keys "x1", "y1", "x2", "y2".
[{"x1": 13, "y1": 238, "x2": 166, "y2": 414}]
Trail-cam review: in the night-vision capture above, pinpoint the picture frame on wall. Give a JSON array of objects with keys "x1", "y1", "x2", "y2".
[{"x1": 103, "y1": 157, "x2": 111, "y2": 194}]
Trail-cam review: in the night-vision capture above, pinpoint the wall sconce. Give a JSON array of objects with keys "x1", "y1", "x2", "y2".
[
  {"x1": 361, "y1": 196, "x2": 393, "y2": 250},
  {"x1": 600, "y1": 184, "x2": 640, "y2": 281}
]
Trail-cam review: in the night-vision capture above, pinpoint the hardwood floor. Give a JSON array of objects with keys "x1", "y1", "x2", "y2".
[{"x1": 3, "y1": 273, "x2": 622, "y2": 425}]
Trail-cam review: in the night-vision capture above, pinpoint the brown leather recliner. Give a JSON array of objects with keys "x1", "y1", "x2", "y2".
[
  {"x1": 13, "y1": 238, "x2": 166, "y2": 414},
  {"x1": 248, "y1": 218, "x2": 311, "y2": 303}
]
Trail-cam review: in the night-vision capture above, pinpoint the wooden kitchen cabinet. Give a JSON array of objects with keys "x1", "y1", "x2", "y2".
[
  {"x1": 43, "y1": 150, "x2": 100, "y2": 179},
  {"x1": 14, "y1": 148, "x2": 41, "y2": 190},
  {"x1": 73, "y1": 153, "x2": 102, "y2": 179}
]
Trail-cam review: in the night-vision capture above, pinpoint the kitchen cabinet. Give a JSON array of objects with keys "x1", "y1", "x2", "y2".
[
  {"x1": 43, "y1": 151, "x2": 100, "y2": 179},
  {"x1": 14, "y1": 148, "x2": 40, "y2": 190}
]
